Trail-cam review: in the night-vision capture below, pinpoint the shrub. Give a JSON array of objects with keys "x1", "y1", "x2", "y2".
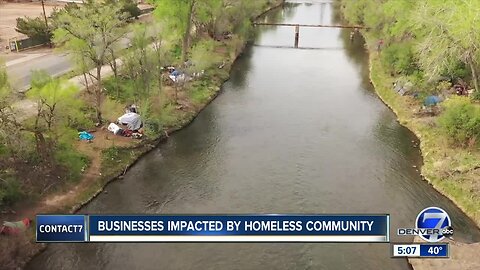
[
  {"x1": 103, "y1": 76, "x2": 136, "y2": 102},
  {"x1": 436, "y1": 81, "x2": 452, "y2": 93},
  {"x1": 440, "y1": 61, "x2": 468, "y2": 81},
  {"x1": 381, "y1": 43, "x2": 417, "y2": 75},
  {"x1": 438, "y1": 97, "x2": 480, "y2": 147},
  {"x1": 121, "y1": 0, "x2": 141, "y2": 19},
  {"x1": 15, "y1": 17, "x2": 52, "y2": 43},
  {"x1": 474, "y1": 91, "x2": 480, "y2": 100},
  {"x1": 143, "y1": 117, "x2": 163, "y2": 137},
  {"x1": 54, "y1": 130, "x2": 89, "y2": 181},
  {"x1": 136, "y1": 99, "x2": 164, "y2": 137},
  {"x1": 106, "y1": 0, "x2": 142, "y2": 18},
  {"x1": 105, "y1": 0, "x2": 141, "y2": 19},
  {"x1": 0, "y1": 176, "x2": 23, "y2": 208}
]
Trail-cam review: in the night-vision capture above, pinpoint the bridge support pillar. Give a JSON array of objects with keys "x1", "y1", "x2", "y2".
[{"x1": 294, "y1": 25, "x2": 299, "y2": 48}]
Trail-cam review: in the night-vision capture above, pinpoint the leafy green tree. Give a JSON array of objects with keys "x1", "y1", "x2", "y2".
[
  {"x1": 53, "y1": 0, "x2": 128, "y2": 123},
  {"x1": 26, "y1": 72, "x2": 84, "y2": 161},
  {"x1": 341, "y1": 0, "x2": 415, "y2": 40},
  {"x1": 154, "y1": 0, "x2": 197, "y2": 62},
  {"x1": 119, "y1": 24, "x2": 152, "y2": 102},
  {"x1": 117, "y1": 23, "x2": 168, "y2": 101},
  {"x1": 153, "y1": 0, "x2": 276, "y2": 60},
  {"x1": 0, "y1": 61, "x2": 29, "y2": 162},
  {"x1": 340, "y1": 0, "x2": 368, "y2": 25},
  {"x1": 412, "y1": 0, "x2": 480, "y2": 97},
  {"x1": 380, "y1": 0, "x2": 416, "y2": 39},
  {"x1": 0, "y1": 62, "x2": 15, "y2": 154},
  {"x1": 195, "y1": 0, "x2": 224, "y2": 39},
  {"x1": 131, "y1": 25, "x2": 152, "y2": 95},
  {"x1": 149, "y1": 23, "x2": 169, "y2": 93}
]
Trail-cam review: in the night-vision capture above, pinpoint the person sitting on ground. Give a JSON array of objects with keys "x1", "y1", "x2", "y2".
[{"x1": 125, "y1": 104, "x2": 138, "y2": 114}]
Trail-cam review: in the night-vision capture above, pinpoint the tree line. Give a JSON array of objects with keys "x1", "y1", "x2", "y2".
[
  {"x1": 1, "y1": 0, "x2": 282, "y2": 208},
  {"x1": 340, "y1": 0, "x2": 480, "y2": 147}
]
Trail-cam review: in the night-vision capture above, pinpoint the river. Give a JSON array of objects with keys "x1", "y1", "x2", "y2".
[{"x1": 27, "y1": 1, "x2": 480, "y2": 269}]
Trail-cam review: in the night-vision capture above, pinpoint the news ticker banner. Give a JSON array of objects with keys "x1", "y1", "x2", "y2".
[
  {"x1": 392, "y1": 243, "x2": 449, "y2": 258},
  {"x1": 36, "y1": 214, "x2": 389, "y2": 243}
]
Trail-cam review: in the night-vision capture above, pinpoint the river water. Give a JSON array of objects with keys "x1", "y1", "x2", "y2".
[{"x1": 28, "y1": 2, "x2": 480, "y2": 270}]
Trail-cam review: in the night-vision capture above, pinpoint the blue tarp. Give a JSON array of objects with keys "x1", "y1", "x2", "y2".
[
  {"x1": 424, "y1": 95, "x2": 441, "y2": 106},
  {"x1": 78, "y1": 131, "x2": 94, "y2": 141}
]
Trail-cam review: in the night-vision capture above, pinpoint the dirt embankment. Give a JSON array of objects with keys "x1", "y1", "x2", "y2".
[{"x1": 409, "y1": 240, "x2": 480, "y2": 270}]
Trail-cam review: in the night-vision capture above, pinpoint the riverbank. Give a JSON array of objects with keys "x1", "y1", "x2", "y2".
[
  {"x1": 368, "y1": 53, "x2": 480, "y2": 227},
  {"x1": 0, "y1": 1, "x2": 285, "y2": 269},
  {"x1": 338, "y1": 0, "x2": 480, "y2": 229},
  {"x1": 366, "y1": 40, "x2": 480, "y2": 270}
]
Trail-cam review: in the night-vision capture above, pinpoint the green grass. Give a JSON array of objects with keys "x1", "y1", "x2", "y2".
[
  {"x1": 158, "y1": 103, "x2": 181, "y2": 127},
  {"x1": 70, "y1": 144, "x2": 152, "y2": 211},
  {"x1": 189, "y1": 83, "x2": 215, "y2": 105},
  {"x1": 101, "y1": 146, "x2": 138, "y2": 177},
  {"x1": 55, "y1": 142, "x2": 90, "y2": 182}
]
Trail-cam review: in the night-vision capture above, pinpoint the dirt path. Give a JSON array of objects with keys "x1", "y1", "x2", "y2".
[
  {"x1": 45, "y1": 129, "x2": 134, "y2": 208},
  {"x1": 16, "y1": 129, "x2": 133, "y2": 217},
  {"x1": 0, "y1": 128, "x2": 136, "y2": 269}
]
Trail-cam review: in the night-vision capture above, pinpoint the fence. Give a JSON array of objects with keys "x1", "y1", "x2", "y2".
[{"x1": 8, "y1": 37, "x2": 48, "y2": 52}]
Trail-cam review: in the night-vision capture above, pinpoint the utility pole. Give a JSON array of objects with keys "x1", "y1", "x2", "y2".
[
  {"x1": 41, "y1": 0, "x2": 48, "y2": 29},
  {"x1": 41, "y1": 0, "x2": 51, "y2": 47}
]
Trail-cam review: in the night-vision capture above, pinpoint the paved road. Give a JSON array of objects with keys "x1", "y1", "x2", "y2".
[
  {"x1": 5, "y1": 25, "x2": 141, "y2": 93},
  {"x1": 4, "y1": 11, "x2": 152, "y2": 93},
  {"x1": 6, "y1": 35, "x2": 133, "y2": 93},
  {"x1": 6, "y1": 52, "x2": 72, "y2": 93}
]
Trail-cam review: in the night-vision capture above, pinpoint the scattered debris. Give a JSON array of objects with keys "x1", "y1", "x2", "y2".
[{"x1": 0, "y1": 218, "x2": 31, "y2": 235}]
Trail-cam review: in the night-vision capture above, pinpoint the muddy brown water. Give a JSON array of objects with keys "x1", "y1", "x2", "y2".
[{"x1": 27, "y1": 2, "x2": 480, "y2": 269}]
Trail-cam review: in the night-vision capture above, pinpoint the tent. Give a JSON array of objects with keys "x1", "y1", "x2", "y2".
[{"x1": 118, "y1": 112, "x2": 142, "y2": 131}]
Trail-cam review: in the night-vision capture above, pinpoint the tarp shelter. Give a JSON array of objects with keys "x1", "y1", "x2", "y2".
[
  {"x1": 393, "y1": 81, "x2": 413, "y2": 96},
  {"x1": 169, "y1": 73, "x2": 186, "y2": 83},
  {"x1": 118, "y1": 112, "x2": 142, "y2": 131},
  {"x1": 424, "y1": 95, "x2": 442, "y2": 106}
]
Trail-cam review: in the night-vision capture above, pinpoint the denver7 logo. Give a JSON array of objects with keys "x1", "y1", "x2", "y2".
[{"x1": 416, "y1": 207, "x2": 451, "y2": 242}]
